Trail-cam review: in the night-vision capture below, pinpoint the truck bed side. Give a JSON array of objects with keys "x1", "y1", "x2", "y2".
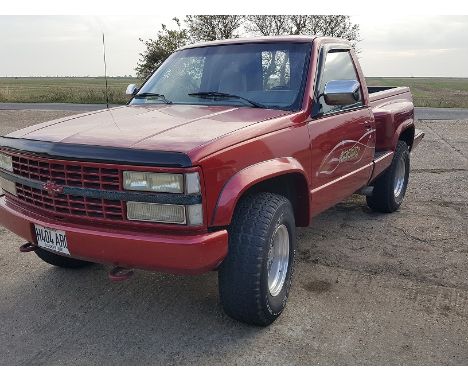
[{"x1": 369, "y1": 86, "x2": 415, "y2": 152}]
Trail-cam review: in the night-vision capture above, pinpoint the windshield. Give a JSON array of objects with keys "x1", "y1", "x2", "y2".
[{"x1": 131, "y1": 42, "x2": 311, "y2": 111}]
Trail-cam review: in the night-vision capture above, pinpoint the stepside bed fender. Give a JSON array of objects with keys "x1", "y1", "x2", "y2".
[
  {"x1": 393, "y1": 118, "x2": 415, "y2": 151},
  {"x1": 372, "y1": 100, "x2": 414, "y2": 151},
  {"x1": 211, "y1": 157, "x2": 310, "y2": 227}
]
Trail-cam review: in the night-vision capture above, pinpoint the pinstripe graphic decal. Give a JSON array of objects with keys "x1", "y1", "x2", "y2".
[{"x1": 316, "y1": 129, "x2": 375, "y2": 177}]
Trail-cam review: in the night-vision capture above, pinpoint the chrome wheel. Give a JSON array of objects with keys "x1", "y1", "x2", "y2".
[
  {"x1": 393, "y1": 156, "x2": 406, "y2": 199},
  {"x1": 267, "y1": 224, "x2": 290, "y2": 297}
]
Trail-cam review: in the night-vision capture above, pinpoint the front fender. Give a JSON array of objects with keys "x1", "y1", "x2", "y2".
[{"x1": 211, "y1": 157, "x2": 310, "y2": 226}]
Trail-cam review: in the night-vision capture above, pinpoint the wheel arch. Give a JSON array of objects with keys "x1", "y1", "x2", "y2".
[
  {"x1": 393, "y1": 119, "x2": 415, "y2": 151},
  {"x1": 399, "y1": 124, "x2": 415, "y2": 150},
  {"x1": 211, "y1": 157, "x2": 311, "y2": 227}
]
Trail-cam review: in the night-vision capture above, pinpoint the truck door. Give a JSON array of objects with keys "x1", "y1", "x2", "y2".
[{"x1": 308, "y1": 46, "x2": 376, "y2": 216}]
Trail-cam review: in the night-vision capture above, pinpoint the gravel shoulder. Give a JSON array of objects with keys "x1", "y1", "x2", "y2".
[{"x1": 0, "y1": 110, "x2": 467, "y2": 365}]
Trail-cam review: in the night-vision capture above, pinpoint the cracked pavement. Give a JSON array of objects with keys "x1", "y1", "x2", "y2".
[{"x1": 0, "y1": 110, "x2": 467, "y2": 365}]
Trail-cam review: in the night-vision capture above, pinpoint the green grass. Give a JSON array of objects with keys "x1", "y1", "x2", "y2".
[
  {"x1": 0, "y1": 77, "x2": 467, "y2": 108},
  {"x1": 366, "y1": 77, "x2": 468, "y2": 108},
  {"x1": 0, "y1": 77, "x2": 139, "y2": 104}
]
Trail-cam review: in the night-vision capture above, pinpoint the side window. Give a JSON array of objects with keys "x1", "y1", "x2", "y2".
[{"x1": 318, "y1": 51, "x2": 362, "y2": 115}]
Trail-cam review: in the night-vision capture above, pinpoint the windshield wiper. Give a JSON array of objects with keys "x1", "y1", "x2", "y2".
[
  {"x1": 188, "y1": 91, "x2": 266, "y2": 108},
  {"x1": 134, "y1": 92, "x2": 172, "y2": 104}
]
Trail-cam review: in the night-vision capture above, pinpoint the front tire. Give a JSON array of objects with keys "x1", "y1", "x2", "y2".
[
  {"x1": 367, "y1": 140, "x2": 410, "y2": 213},
  {"x1": 218, "y1": 192, "x2": 296, "y2": 326},
  {"x1": 35, "y1": 248, "x2": 93, "y2": 268}
]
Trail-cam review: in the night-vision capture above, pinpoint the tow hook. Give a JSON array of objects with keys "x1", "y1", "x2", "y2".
[
  {"x1": 19, "y1": 242, "x2": 37, "y2": 252},
  {"x1": 108, "y1": 266, "x2": 134, "y2": 282}
]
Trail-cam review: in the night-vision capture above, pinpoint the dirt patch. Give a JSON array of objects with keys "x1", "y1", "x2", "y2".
[{"x1": 302, "y1": 280, "x2": 333, "y2": 293}]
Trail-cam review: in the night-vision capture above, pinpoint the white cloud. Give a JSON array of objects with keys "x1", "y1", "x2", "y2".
[
  {"x1": 353, "y1": 15, "x2": 468, "y2": 76},
  {"x1": 0, "y1": 15, "x2": 467, "y2": 77}
]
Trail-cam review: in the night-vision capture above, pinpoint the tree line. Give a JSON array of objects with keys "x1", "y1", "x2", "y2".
[{"x1": 135, "y1": 15, "x2": 360, "y2": 79}]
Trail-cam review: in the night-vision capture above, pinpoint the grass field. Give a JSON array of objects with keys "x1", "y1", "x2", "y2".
[
  {"x1": 0, "y1": 77, "x2": 138, "y2": 105},
  {"x1": 367, "y1": 77, "x2": 468, "y2": 108},
  {"x1": 0, "y1": 77, "x2": 467, "y2": 108}
]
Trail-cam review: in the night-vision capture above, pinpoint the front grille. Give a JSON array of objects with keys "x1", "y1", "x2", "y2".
[
  {"x1": 8, "y1": 152, "x2": 126, "y2": 222},
  {"x1": 15, "y1": 184, "x2": 125, "y2": 220},
  {"x1": 12, "y1": 155, "x2": 120, "y2": 190}
]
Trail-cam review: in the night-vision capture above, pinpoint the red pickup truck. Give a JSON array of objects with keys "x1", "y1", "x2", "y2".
[{"x1": 0, "y1": 36, "x2": 423, "y2": 325}]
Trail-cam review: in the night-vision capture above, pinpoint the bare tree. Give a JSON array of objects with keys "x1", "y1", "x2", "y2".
[
  {"x1": 246, "y1": 15, "x2": 360, "y2": 48},
  {"x1": 289, "y1": 15, "x2": 311, "y2": 34},
  {"x1": 289, "y1": 15, "x2": 327, "y2": 35},
  {"x1": 185, "y1": 15, "x2": 245, "y2": 42},
  {"x1": 315, "y1": 15, "x2": 360, "y2": 42},
  {"x1": 246, "y1": 15, "x2": 290, "y2": 36}
]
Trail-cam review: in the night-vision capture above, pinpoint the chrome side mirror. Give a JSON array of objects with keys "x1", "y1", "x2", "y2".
[
  {"x1": 323, "y1": 80, "x2": 361, "y2": 106},
  {"x1": 125, "y1": 84, "x2": 139, "y2": 96}
]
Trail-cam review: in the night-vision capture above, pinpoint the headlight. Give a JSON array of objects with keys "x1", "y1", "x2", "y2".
[
  {"x1": 127, "y1": 202, "x2": 186, "y2": 224},
  {"x1": 0, "y1": 153, "x2": 13, "y2": 172},
  {"x1": 0, "y1": 177, "x2": 16, "y2": 196},
  {"x1": 126, "y1": 202, "x2": 203, "y2": 226},
  {"x1": 185, "y1": 172, "x2": 201, "y2": 194},
  {"x1": 123, "y1": 171, "x2": 184, "y2": 193},
  {"x1": 123, "y1": 170, "x2": 203, "y2": 225},
  {"x1": 123, "y1": 171, "x2": 201, "y2": 194},
  {"x1": 186, "y1": 204, "x2": 203, "y2": 226}
]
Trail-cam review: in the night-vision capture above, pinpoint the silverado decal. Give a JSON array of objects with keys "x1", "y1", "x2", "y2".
[
  {"x1": 339, "y1": 146, "x2": 361, "y2": 163},
  {"x1": 317, "y1": 129, "x2": 375, "y2": 177}
]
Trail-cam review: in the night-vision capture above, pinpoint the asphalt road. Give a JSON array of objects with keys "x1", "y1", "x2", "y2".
[
  {"x1": 0, "y1": 110, "x2": 467, "y2": 365},
  {"x1": 415, "y1": 107, "x2": 468, "y2": 120},
  {"x1": 1, "y1": 102, "x2": 468, "y2": 120},
  {"x1": 0, "y1": 103, "x2": 118, "y2": 112}
]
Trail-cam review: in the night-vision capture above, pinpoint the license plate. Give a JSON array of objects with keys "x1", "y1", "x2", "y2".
[{"x1": 34, "y1": 224, "x2": 70, "y2": 256}]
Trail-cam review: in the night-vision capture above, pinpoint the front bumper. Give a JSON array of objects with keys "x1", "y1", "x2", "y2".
[{"x1": 0, "y1": 196, "x2": 228, "y2": 274}]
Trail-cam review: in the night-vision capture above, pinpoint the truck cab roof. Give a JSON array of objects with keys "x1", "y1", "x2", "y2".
[
  {"x1": 178, "y1": 35, "x2": 317, "y2": 51},
  {"x1": 178, "y1": 35, "x2": 350, "y2": 51}
]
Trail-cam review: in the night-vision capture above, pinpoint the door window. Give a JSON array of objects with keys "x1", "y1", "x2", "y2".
[{"x1": 317, "y1": 51, "x2": 362, "y2": 115}]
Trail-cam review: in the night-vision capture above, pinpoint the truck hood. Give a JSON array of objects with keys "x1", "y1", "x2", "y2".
[{"x1": 8, "y1": 104, "x2": 289, "y2": 153}]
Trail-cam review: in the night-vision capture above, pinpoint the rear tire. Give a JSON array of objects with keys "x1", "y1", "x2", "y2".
[
  {"x1": 218, "y1": 192, "x2": 296, "y2": 326},
  {"x1": 35, "y1": 248, "x2": 93, "y2": 268},
  {"x1": 367, "y1": 141, "x2": 410, "y2": 213}
]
